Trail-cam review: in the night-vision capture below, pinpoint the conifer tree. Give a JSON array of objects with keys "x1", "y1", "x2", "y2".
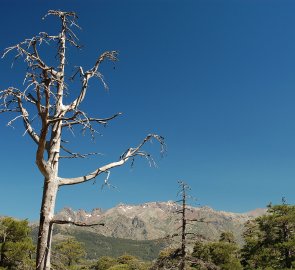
[
  {"x1": 191, "y1": 232, "x2": 242, "y2": 270},
  {"x1": 0, "y1": 217, "x2": 35, "y2": 269},
  {"x1": 52, "y1": 238, "x2": 86, "y2": 269},
  {"x1": 241, "y1": 202, "x2": 295, "y2": 269}
]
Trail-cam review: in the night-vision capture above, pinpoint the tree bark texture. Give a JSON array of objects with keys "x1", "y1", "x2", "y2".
[{"x1": 36, "y1": 179, "x2": 58, "y2": 270}]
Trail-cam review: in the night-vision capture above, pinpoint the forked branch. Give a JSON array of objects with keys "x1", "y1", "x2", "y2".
[{"x1": 66, "y1": 50, "x2": 118, "y2": 111}]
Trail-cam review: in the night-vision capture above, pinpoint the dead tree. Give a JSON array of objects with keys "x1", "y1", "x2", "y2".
[
  {"x1": 175, "y1": 181, "x2": 191, "y2": 270},
  {"x1": 174, "y1": 181, "x2": 207, "y2": 270},
  {"x1": 0, "y1": 10, "x2": 165, "y2": 270}
]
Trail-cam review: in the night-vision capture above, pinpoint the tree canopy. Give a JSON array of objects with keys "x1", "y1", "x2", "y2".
[
  {"x1": 241, "y1": 203, "x2": 295, "y2": 269},
  {"x1": 191, "y1": 232, "x2": 242, "y2": 270}
]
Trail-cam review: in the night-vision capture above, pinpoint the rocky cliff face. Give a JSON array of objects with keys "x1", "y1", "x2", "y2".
[{"x1": 55, "y1": 201, "x2": 266, "y2": 242}]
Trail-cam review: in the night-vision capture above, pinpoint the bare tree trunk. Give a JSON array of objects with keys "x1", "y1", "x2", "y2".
[
  {"x1": 36, "y1": 179, "x2": 58, "y2": 270},
  {"x1": 179, "y1": 183, "x2": 186, "y2": 270},
  {"x1": 174, "y1": 181, "x2": 191, "y2": 270}
]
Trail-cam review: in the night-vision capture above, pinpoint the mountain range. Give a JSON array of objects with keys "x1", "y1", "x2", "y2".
[
  {"x1": 25, "y1": 201, "x2": 267, "y2": 260},
  {"x1": 54, "y1": 201, "x2": 266, "y2": 243}
]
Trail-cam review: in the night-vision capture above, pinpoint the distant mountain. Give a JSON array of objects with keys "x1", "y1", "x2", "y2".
[
  {"x1": 28, "y1": 202, "x2": 267, "y2": 260},
  {"x1": 54, "y1": 201, "x2": 266, "y2": 243}
]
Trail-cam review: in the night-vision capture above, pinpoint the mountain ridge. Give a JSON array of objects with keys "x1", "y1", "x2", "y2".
[{"x1": 54, "y1": 201, "x2": 266, "y2": 242}]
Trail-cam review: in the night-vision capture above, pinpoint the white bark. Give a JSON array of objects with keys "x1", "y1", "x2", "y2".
[{"x1": 36, "y1": 179, "x2": 58, "y2": 270}]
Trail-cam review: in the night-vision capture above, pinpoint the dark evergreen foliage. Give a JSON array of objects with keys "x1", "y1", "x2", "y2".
[
  {"x1": 0, "y1": 217, "x2": 35, "y2": 269},
  {"x1": 241, "y1": 203, "x2": 295, "y2": 269}
]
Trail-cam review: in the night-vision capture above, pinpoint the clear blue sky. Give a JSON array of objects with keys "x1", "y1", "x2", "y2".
[{"x1": 1, "y1": 0, "x2": 295, "y2": 220}]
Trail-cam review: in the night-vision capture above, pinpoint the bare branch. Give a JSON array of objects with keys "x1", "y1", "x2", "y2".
[
  {"x1": 66, "y1": 51, "x2": 118, "y2": 111},
  {"x1": 0, "y1": 88, "x2": 40, "y2": 144},
  {"x1": 187, "y1": 218, "x2": 207, "y2": 223},
  {"x1": 60, "y1": 111, "x2": 122, "y2": 141},
  {"x1": 59, "y1": 144, "x2": 99, "y2": 159},
  {"x1": 2, "y1": 37, "x2": 59, "y2": 78},
  {"x1": 58, "y1": 134, "x2": 165, "y2": 186},
  {"x1": 51, "y1": 219, "x2": 104, "y2": 227},
  {"x1": 61, "y1": 112, "x2": 122, "y2": 127},
  {"x1": 100, "y1": 170, "x2": 117, "y2": 190},
  {"x1": 6, "y1": 114, "x2": 23, "y2": 128}
]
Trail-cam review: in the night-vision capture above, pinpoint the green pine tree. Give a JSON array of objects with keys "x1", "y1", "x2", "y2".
[
  {"x1": 93, "y1": 256, "x2": 117, "y2": 270},
  {"x1": 241, "y1": 202, "x2": 295, "y2": 269},
  {"x1": 52, "y1": 238, "x2": 86, "y2": 269},
  {"x1": 191, "y1": 232, "x2": 242, "y2": 270},
  {"x1": 0, "y1": 217, "x2": 35, "y2": 270}
]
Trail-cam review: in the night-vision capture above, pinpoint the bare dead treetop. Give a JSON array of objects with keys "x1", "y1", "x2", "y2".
[{"x1": 0, "y1": 9, "x2": 166, "y2": 186}]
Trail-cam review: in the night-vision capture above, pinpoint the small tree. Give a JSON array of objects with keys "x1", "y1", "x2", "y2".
[
  {"x1": 154, "y1": 181, "x2": 200, "y2": 270},
  {"x1": 208, "y1": 233, "x2": 242, "y2": 270},
  {"x1": 150, "y1": 248, "x2": 183, "y2": 270},
  {"x1": 176, "y1": 181, "x2": 190, "y2": 270},
  {"x1": 219, "y1": 232, "x2": 235, "y2": 244},
  {"x1": 52, "y1": 238, "x2": 86, "y2": 269},
  {"x1": 175, "y1": 181, "x2": 205, "y2": 270},
  {"x1": 93, "y1": 256, "x2": 117, "y2": 270},
  {"x1": 94, "y1": 254, "x2": 150, "y2": 270},
  {"x1": 0, "y1": 10, "x2": 165, "y2": 270},
  {"x1": 0, "y1": 217, "x2": 35, "y2": 269},
  {"x1": 191, "y1": 232, "x2": 242, "y2": 270}
]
